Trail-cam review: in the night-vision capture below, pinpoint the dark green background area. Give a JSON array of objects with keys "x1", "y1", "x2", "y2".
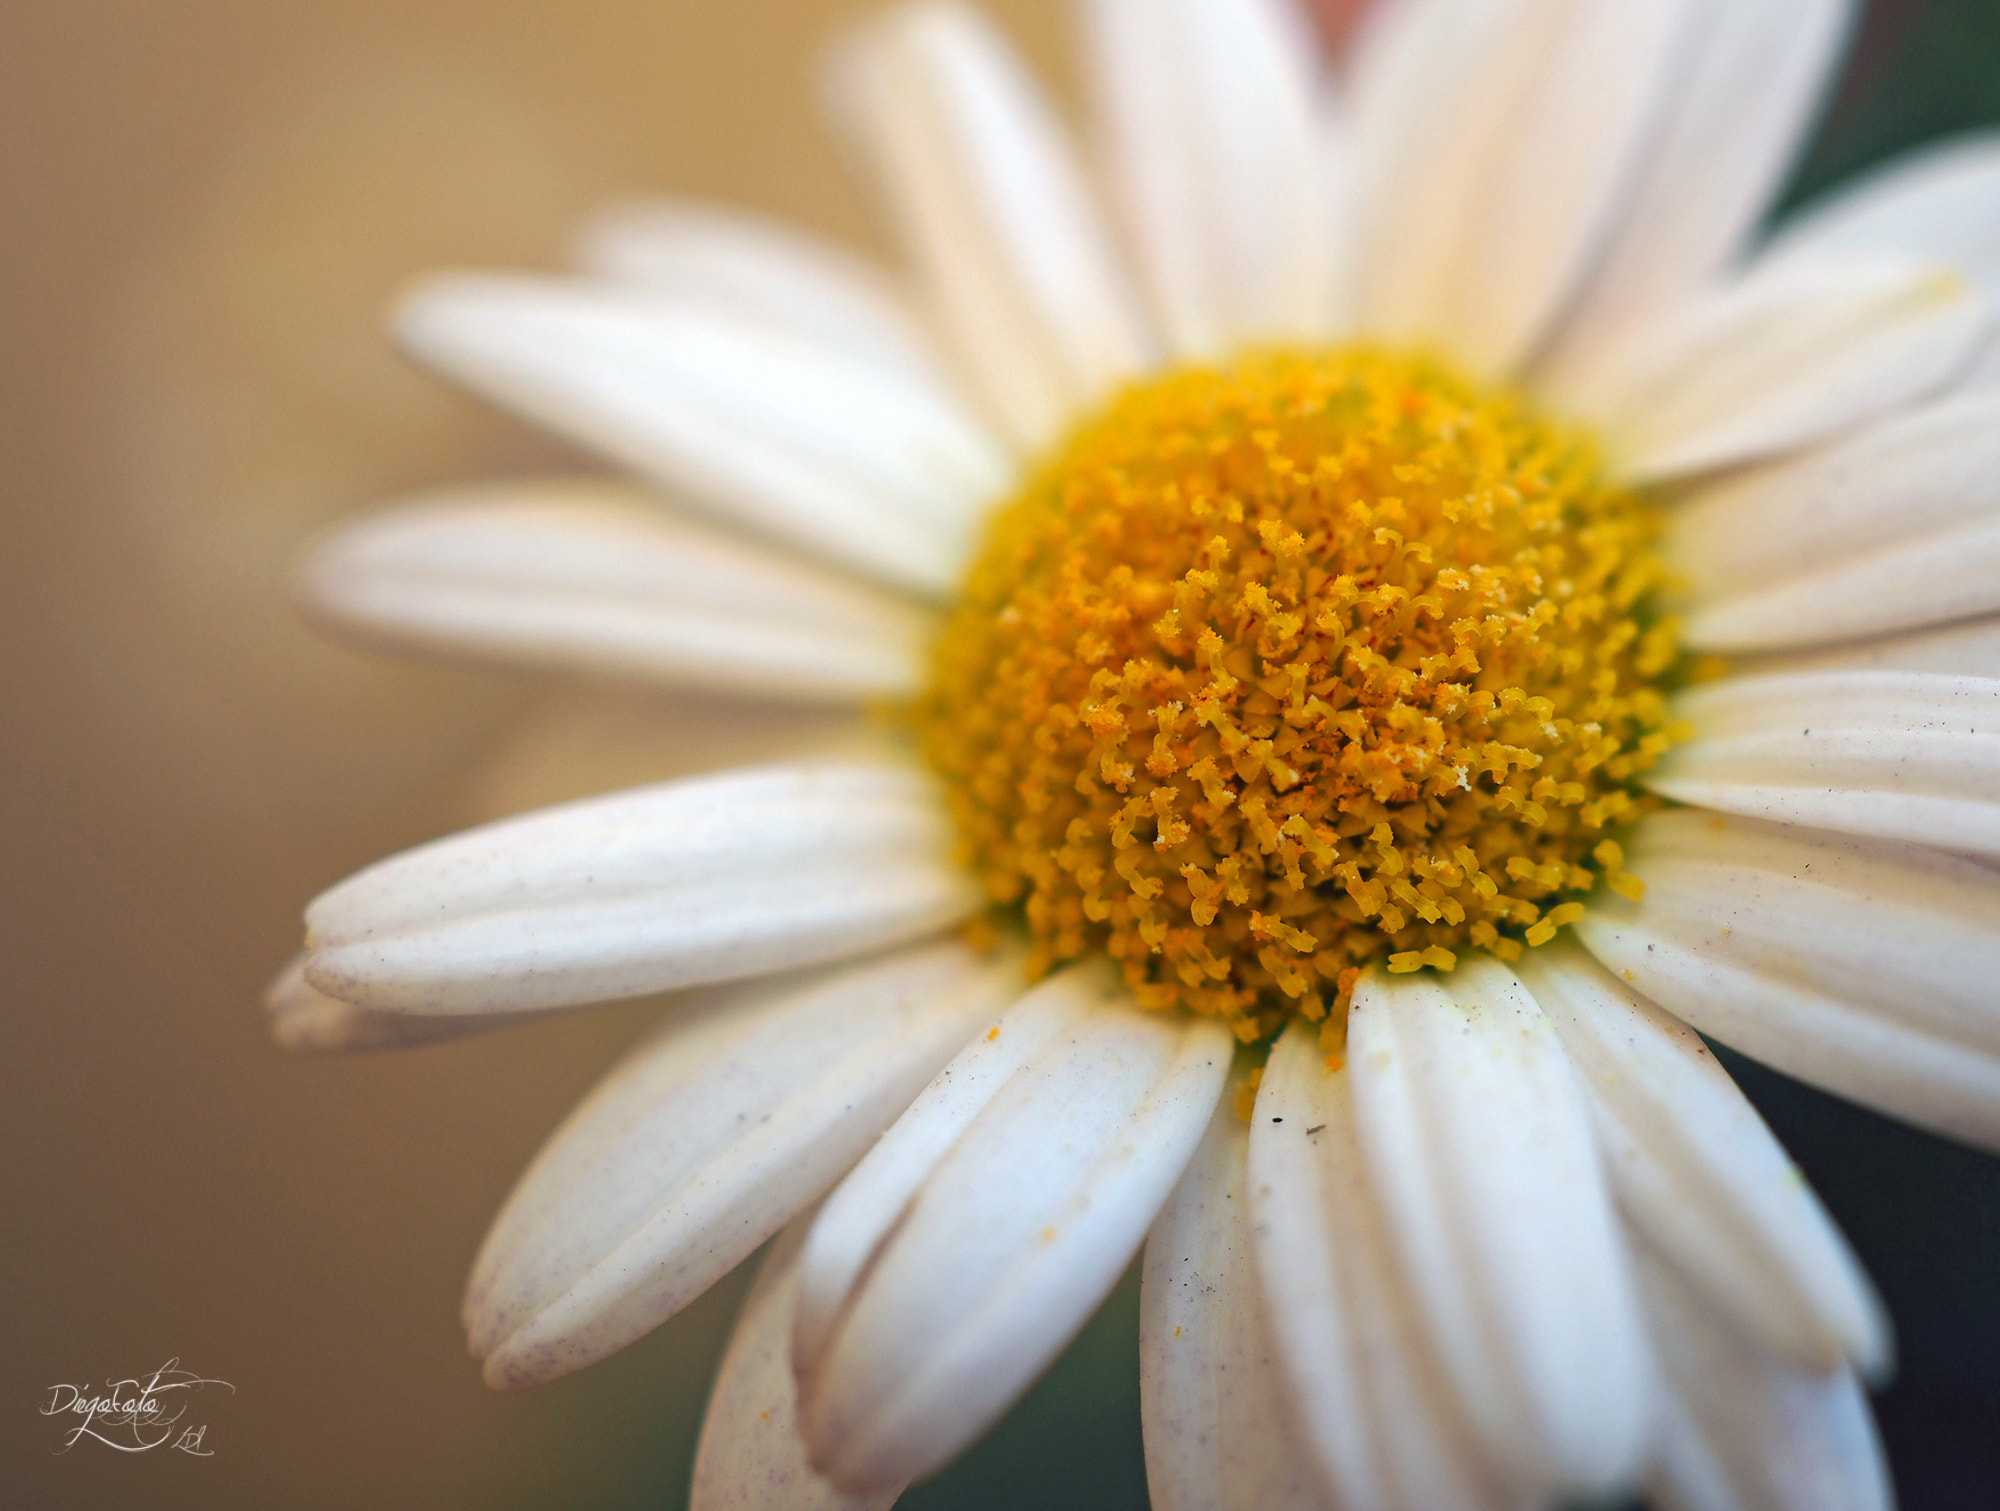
[{"x1": 1792, "y1": 0, "x2": 2000, "y2": 208}]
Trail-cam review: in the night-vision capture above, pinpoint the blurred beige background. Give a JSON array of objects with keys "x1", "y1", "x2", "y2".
[
  {"x1": 1, "y1": 3, "x2": 1073, "y2": 1507},
  {"x1": 12, "y1": 2, "x2": 2000, "y2": 1509}
]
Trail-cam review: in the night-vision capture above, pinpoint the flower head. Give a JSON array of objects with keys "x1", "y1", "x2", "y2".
[
  {"x1": 921, "y1": 346, "x2": 1674, "y2": 1035},
  {"x1": 274, "y1": 1, "x2": 2000, "y2": 1506}
]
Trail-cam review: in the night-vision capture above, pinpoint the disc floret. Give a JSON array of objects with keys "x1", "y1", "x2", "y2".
[{"x1": 920, "y1": 349, "x2": 1676, "y2": 1046}]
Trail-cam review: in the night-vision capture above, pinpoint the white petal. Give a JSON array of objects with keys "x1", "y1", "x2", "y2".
[
  {"x1": 1514, "y1": 942, "x2": 1887, "y2": 1376},
  {"x1": 1962, "y1": 328, "x2": 2000, "y2": 389},
  {"x1": 1141, "y1": 1067, "x2": 1334, "y2": 1511},
  {"x1": 1084, "y1": 0, "x2": 1332, "y2": 359},
  {"x1": 1319, "y1": 96, "x2": 1359, "y2": 338},
  {"x1": 465, "y1": 940, "x2": 1019, "y2": 1388},
  {"x1": 830, "y1": 1, "x2": 1151, "y2": 449},
  {"x1": 263, "y1": 953, "x2": 526, "y2": 1052},
  {"x1": 1351, "y1": 0, "x2": 1701, "y2": 376},
  {"x1": 1650, "y1": 671, "x2": 2000, "y2": 855},
  {"x1": 1536, "y1": 0, "x2": 1855, "y2": 386},
  {"x1": 1638, "y1": 1243, "x2": 1893, "y2": 1511},
  {"x1": 1575, "y1": 255, "x2": 1990, "y2": 482},
  {"x1": 791, "y1": 957, "x2": 1097, "y2": 1367},
  {"x1": 1346, "y1": 959, "x2": 1651, "y2": 1496},
  {"x1": 1749, "y1": 614, "x2": 2000, "y2": 679},
  {"x1": 576, "y1": 198, "x2": 946, "y2": 385},
  {"x1": 1758, "y1": 129, "x2": 2000, "y2": 316},
  {"x1": 1248, "y1": 1024, "x2": 1511, "y2": 1511},
  {"x1": 396, "y1": 274, "x2": 1009, "y2": 595},
  {"x1": 692, "y1": 1213, "x2": 904, "y2": 1511},
  {"x1": 1575, "y1": 809, "x2": 2000, "y2": 1150},
  {"x1": 304, "y1": 762, "x2": 981, "y2": 1015},
  {"x1": 1684, "y1": 514, "x2": 2000, "y2": 652},
  {"x1": 1670, "y1": 386, "x2": 2000, "y2": 605},
  {"x1": 793, "y1": 962, "x2": 1230, "y2": 1492},
  {"x1": 299, "y1": 481, "x2": 935, "y2": 702}
]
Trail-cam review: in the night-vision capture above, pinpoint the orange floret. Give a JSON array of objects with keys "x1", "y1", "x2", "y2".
[{"x1": 919, "y1": 348, "x2": 1677, "y2": 1042}]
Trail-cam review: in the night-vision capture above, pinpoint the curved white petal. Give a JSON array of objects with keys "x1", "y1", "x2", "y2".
[
  {"x1": 1650, "y1": 672, "x2": 2000, "y2": 856},
  {"x1": 1341, "y1": 0, "x2": 1450, "y2": 223},
  {"x1": 395, "y1": 274, "x2": 1009, "y2": 595},
  {"x1": 465, "y1": 940, "x2": 1019, "y2": 1388},
  {"x1": 1536, "y1": 0, "x2": 1855, "y2": 386},
  {"x1": 1319, "y1": 97, "x2": 1359, "y2": 337},
  {"x1": 1671, "y1": 387, "x2": 2000, "y2": 605},
  {"x1": 1514, "y1": 943, "x2": 1887, "y2": 1376},
  {"x1": 1576, "y1": 255, "x2": 1990, "y2": 482},
  {"x1": 793, "y1": 962, "x2": 1230, "y2": 1492},
  {"x1": 1638, "y1": 1243, "x2": 1893, "y2": 1511},
  {"x1": 1575, "y1": 809, "x2": 2000, "y2": 1150},
  {"x1": 1686, "y1": 517, "x2": 2000, "y2": 652},
  {"x1": 791, "y1": 958, "x2": 1097, "y2": 1367},
  {"x1": 1085, "y1": 0, "x2": 1332, "y2": 360},
  {"x1": 692, "y1": 1213, "x2": 903, "y2": 1511},
  {"x1": 1963, "y1": 327, "x2": 2000, "y2": 389},
  {"x1": 1352, "y1": 0, "x2": 1701, "y2": 376},
  {"x1": 1758, "y1": 129, "x2": 2000, "y2": 320},
  {"x1": 1248, "y1": 1024, "x2": 1512, "y2": 1511},
  {"x1": 830, "y1": 1, "x2": 1151, "y2": 449},
  {"x1": 1141, "y1": 1067, "x2": 1334, "y2": 1511},
  {"x1": 576, "y1": 198, "x2": 946, "y2": 386},
  {"x1": 304, "y1": 762, "x2": 981, "y2": 1015},
  {"x1": 1750, "y1": 614, "x2": 2000, "y2": 680},
  {"x1": 299, "y1": 481, "x2": 935, "y2": 702},
  {"x1": 1346, "y1": 959, "x2": 1651, "y2": 1497},
  {"x1": 263, "y1": 953, "x2": 527, "y2": 1052}
]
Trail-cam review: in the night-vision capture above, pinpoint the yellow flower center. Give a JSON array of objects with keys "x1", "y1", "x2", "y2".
[{"x1": 919, "y1": 348, "x2": 1677, "y2": 1050}]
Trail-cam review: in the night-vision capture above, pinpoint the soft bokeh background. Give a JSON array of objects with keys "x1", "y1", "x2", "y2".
[{"x1": 4, "y1": 2, "x2": 1999, "y2": 1507}]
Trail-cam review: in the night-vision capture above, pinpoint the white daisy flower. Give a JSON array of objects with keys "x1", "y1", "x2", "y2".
[{"x1": 268, "y1": 0, "x2": 2000, "y2": 1505}]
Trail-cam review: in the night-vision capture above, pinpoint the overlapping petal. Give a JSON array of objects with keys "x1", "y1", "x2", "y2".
[
  {"x1": 792, "y1": 961, "x2": 1229, "y2": 1492},
  {"x1": 1754, "y1": 614, "x2": 2000, "y2": 679},
  {"x1": 1638, "y1": 1244, "x2": 1893, "y2": 1511},
  {"x1": 1248, "y1": 1024, "x2": 1511, "y2": 1510},
  {"x1": 304, "y1": 762, "x2": 981, "y2": 1015},
  {"x1": 263, "y1": 954, "x2": 528, "y2": 1052},
  {"x1": 829, "y1": 1, "x2": 1150, "y2": 448},
  {"x1": 1536, "y1": 0, "x2": 1854, "y2": 384},
  {"x1": 1516, "y1": 943, "x2": 1887, "y2": 1374},
  {"x1": 1691, "y1": 516, "x2": 2000, "y2": 654},
  {"x1": 1651, "y1": 671, "x2": 2000, "y2": 856},
  {"x1": 464, "y1": 940, "x2": 1017, "y2": 1388},
  {"x1": 1141, "y1": 1067, "x2": 1333, "y2": 1511},
  {"x1": 1671, "y1": 387, "x2": 2000, "y2": 607},
  {"x1": 299, "y1": 480, "x2": 936, "y2": 701},
  {"x1": 396, "y1": 273, "x2": 1009, "y2": 594},
  {"x1": 1351, "y1": 0, "x2": 1702, "y2": 376},
  {"x1": 1084, "y1": 0, "x2": 1335, "y2": 359},
  {"x1": 1345, "y1": 959, "x2": 1652, "y2": 1496},
  {"x1": 1564, "y1": 255, "x2": 1989, "y2": 481},
  {"x1": 1576, "y1": 810, "x2": 2000, "y2": 1149},
  {"x1": 576, "y1": 198, "x2": 945, "y2": 385},
  {"x1": 691, "y1": 1212, "x2": 904, "y2": 1511}
]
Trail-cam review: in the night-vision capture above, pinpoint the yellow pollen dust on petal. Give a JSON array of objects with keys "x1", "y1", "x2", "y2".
[{"x1": 918, "y1": 347, "x2": 1678, "y2": 1044}]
